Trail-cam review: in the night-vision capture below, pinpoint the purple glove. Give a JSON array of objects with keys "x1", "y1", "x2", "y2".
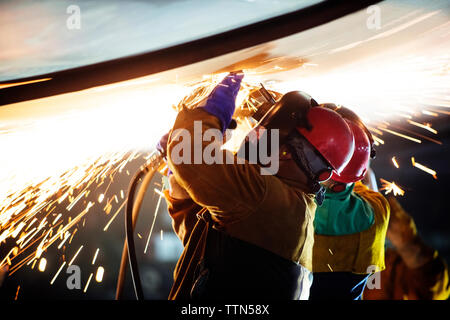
[
  {"x1": 200, "y1": 72, "x2": 244, "y2": 132},
  {"x1": 156, "y1": 132, "x2": 169, "y2": 159}
]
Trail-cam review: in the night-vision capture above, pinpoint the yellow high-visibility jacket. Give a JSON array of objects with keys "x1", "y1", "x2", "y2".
[{"x1": 312, "y1": 182, "x2": 390, "y2": 274}]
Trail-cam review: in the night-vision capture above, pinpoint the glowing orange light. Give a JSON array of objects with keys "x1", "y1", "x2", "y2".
[
  {"x1": 38, "y1": 258, "x2": 47, "y2": 272},
  {"x1": 411, "y1": 157, "x2": 437, "y2": 179},
  {"x1": 380, "y1": 178, "x2": 405, "y2": 196},
  {"x1": 95, "y1": 266, "x2": 104, "y2": 283},
  {"x1": 392, "y1": 157, "x2": 400, "y2": 169}
]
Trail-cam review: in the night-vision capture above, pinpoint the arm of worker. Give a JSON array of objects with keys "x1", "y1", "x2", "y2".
[
  {"x1": 163, "y1": 175, "x2": 202, "y2": 246},
  {"x1": 387, "y1": 196, "x2": 434, "y2": 268},
  {"x1": 167, "y1": 72, "x2": 268, "y2": 226},
  {"x1": 386, "y1": 196, "x2": 450, "y2": 300},
  {"x1": 157, "y1": 132, "x2": 202, "y2": 246}
]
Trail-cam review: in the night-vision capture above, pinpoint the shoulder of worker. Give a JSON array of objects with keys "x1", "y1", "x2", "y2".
[
  {"x1": 353, "y1": 181, "x2": 390, "y2": 221},
  {"x1": 171, "y1": 107, "x2": 222, "y2": 132},
  {"x1": 262, "y1": 175, "x2": 316, "y2": 216}
]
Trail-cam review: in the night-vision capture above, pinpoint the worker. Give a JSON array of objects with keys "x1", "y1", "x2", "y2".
[
  {"x1": 160, "y1": 73, "x2": 355, "y2": 300},
  {"x1": 363, "y1": 196, "x2": 450, "y2": 300},
  {"x1": 309, "y1": 104, "x2": 390, "y2": 300}
]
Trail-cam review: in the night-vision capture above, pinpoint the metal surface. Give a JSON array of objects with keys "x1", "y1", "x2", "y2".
[{"x1": 0, "y1": 0, "x2": 381, "y2": 106}]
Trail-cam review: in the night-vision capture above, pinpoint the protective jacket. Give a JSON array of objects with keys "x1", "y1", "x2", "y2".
[
  {"x1": 363, "y1": 247, "x2": 450, "y2": 300},
  {"x1": 310, "y1": 182, "x2": 390, "y2": 300},
  {"x1": 165, "y1": 108, "x2": 317, "y2": 300}
]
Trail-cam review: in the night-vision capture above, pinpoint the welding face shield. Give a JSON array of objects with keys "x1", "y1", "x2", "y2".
[
  {"x1": 285, "y1": 131, "x2": 334, "y2": 184},
  {"x1": 236, "y1": 90, "x2": 318, "y2": 170}
]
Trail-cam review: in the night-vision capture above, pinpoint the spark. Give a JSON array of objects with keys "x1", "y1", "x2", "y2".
[
  {"x1": 50, "y1": 261, "x2": 66, "y2": 285},
  {"x1": 144, "y1": 187, "x2": 165, "y2": 254},
  {"x1": 38, "y1": 258, "x2": 47, "y2": 272},
  {"x1": 422, "y1": 110, "x2": 439, "y2": 117},
  {"x1": 411, "y1": 157, "x2": 437, "y2": 179},
  {"x1": 103, "y1": 200, "x2": 127, "y2": 231},
  {"x1": 83, "y1": 273, "x2": 94, "y2": 293},
  {"x1": 98, "y1": 194, "x2": 104, "y2": 203},
  {"x1": 271, "y1": 53, "x2": 450, "y2": 125},
  {"x1": 392, "y1": 157, "x2": 400, "y2": 169},
  {"x1": 378, "y1": 127, "x2": 422, "y2": 144},
  {"x1": 95, "y1": 266, "x2": 104, "y2": 283},
  {"x1": 160, "y1": 229, "x2": 164, "y2": 241},
  {"x1": 372, "y1": 135, "x2": 385, "y2": 145},
  {"x1": 407, "y1": 120, "x2": 438, "y2": 134},
  {"x1": 57, "y1": 232, "x2": 71, "y2": 249},
  {"x1": 52, "y1": 213, "x2": 62, "y2": 225},
  {"x1": 388, "y1": 123, "x2": 442, "y2": 145},
  {"x1": 67, "y1": 190, "x2": 86, "y2": 211},
  {"x1": 153, "y1": 188, "x2": 164, "y2": 197},
  {"x1": 14, "y1": 285, "x2": 20, "y2": 300},
  {"x1": 91, "y1": 248, "x2": 100, "y2": 265},
  {"x1": 427, "y1": 108, "x2": 450, "y2": 116},
  {"x1": 68, "y1": 245, "x2": 83, "y2": 266},
  {"x1": 68, "y1": 228, "x2": 78, "y2": 244},
  {"x1": 0, "y1": 247, "x2": 18, "y2": 267},
  {"x1": 379, "y1": 179, "x2": 405, "y2": 196}
]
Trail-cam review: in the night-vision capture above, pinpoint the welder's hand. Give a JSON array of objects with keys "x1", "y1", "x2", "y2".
[
  {"x1": 200, "y1": 72, "x2": 244, "y2": 132},
  {"x1": 157, "y1": 132, "x2": 190, "y2": 199},
  {"x1": 168, "y1": 174, "x2": 191, "y2": 200},
  {"x1": 156, "y1": 132, "x2": 173, "y2": 176},
  {"x1": 386, "y1": 196, "x2": 418, "y2": 250}
]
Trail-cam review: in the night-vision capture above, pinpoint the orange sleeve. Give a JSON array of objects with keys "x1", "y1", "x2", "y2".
[{"x1": 401, "y1": 250, "x2": 450, "y2": 300}]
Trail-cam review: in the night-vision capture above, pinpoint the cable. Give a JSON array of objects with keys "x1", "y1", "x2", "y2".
[
  {"x1": 115, "y1": 152, "x2": 163, "y2": 300},
  {"x1": 115, "y1": 164, "x2": 154, "y2": 299}
]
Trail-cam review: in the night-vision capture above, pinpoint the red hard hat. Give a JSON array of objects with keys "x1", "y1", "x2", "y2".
[
  {"x1": 297, "y1": 108, "x2": 354, "y2": 174},
  {"x1": 331, "y1": 120, "x2": 371, "y2": 183}
]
